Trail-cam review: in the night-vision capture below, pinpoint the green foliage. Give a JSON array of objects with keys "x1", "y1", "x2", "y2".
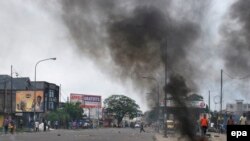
[
  {"x1": 104, "y1": 95, "x2": 140, "y2": 125},
  {"x1": 64, "y1": 102, "x2": 82, "y2": 120},
  {"x1": 47, "y1": 102, "x2": 82, "y2": 122},
  {"x1": 47, "y1": 111, "x2": 59, "y2": 121}
]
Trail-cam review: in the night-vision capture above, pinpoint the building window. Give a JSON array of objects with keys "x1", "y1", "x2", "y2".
[
  {"x1": 48, "y1": 90, "x2": 55, "y2": 110},
  {"x1": 49, "y1": 90, "x2": 54, "y2": 97},
  {"x1": 49, "y1": 102, "x2": 54, "y2": 109}
]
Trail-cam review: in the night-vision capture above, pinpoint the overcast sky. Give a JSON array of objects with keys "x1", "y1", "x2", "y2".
[
  {"x1": 0, "y1": 0, "x2": 149, "y2": 111},
  {"x1": 1, "y1": 0, "x2": 249, "y2": 112}
]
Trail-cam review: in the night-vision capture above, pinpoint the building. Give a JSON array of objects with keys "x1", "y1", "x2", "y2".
[
  {"x1": 226, "y1": 100, "x2": 250, "y2": 115},
  {"x1": 0, "y1": 75, "x2": 59, "y2": 127}
]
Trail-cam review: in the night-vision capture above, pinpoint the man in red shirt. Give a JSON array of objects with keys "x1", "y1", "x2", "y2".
[{"x1": 200, "y1": 114, "x2": 209, "y2": 136}]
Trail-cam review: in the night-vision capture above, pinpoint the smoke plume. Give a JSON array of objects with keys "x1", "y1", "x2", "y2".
[
  {"x1": 166, "y1": 74, "x2": 196, "y2": 140},
  {"x1": 221, "y1": 0, "x2": 250, "y2": 76},
  {"x1": 60, "y1": 0, "x2": 209, "y2": 140},
  {"x1": 60, "y1": 0, "x2": 203, "y2": 89}
]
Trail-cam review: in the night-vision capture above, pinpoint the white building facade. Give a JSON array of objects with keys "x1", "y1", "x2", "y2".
[{"x1": 226, "y1": 100, "x2": 250, "y2": 115}]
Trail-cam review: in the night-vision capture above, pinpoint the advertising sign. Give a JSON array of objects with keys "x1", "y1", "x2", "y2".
[
  {"x1": 83, "y1": 95, "x2": 102, "y2": 108},
  {"x1": 70, "y1": 94, "x2": 102, "y2": 108},
  {"x1": 16, "y1": 91, "x2": 44, "y2": 112},
  {"x1": 70, "y1": 93, "x2": 84, "y2": 103},
  {"x1": 70, "y1": 93, "x2": 84, "y2": 107}
]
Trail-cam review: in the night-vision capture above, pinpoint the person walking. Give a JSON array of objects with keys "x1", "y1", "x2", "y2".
[
  {"x1": 43, "y1": 119, "x2": 47, "y2": 131},
  {"x1": 3, "y1": 117, "x2": 9, "y2": 134},
  {"x1": 239, "y1": 113, "x2": 247, "y2": 125},
  {"x1": 19, "y1": 119, "x2": 23, "y2": 129},
  {"x1": 55, "y1": 120, "x2": 58, "y2": 129},
  {"x1": 200, "y1": 114, "x2": 209, "y2": 136},
  {"x1": 47, "y1": 120, "x2": 51, "y2": 131},
  {"x1": 140, "y1": 122, "x2": 145, "y2": 133},
  {"x1": 9, "y1": 120, "x2": 14, "y2": 134},
  {"x1": 227, "y1": 115, "x2": 234, "y2": 125},
  {"x1": 35, "y1": 120, "x2": 39, "y2": 132}
]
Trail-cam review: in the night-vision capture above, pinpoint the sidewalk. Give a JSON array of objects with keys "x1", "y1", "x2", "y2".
[{"x1": 154, "y1": 132, "x2": 226, "y2": 141}]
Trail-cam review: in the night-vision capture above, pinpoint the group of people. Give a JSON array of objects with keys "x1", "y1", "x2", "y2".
[
  {"x1": 199, "y1": 113, "x2": 248, "y2": 136},
  {"x1": 31, "y1": 119, "x2": 53, "y2": 132},
  {"x1": 3, "y1": 117, "x2": 15, "y2": 134},
  {"x1": 227, "y1": 113, "x2": 248, "y2": 125}
]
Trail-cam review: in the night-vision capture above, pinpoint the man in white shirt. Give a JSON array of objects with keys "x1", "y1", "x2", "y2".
[
  {"x1": 35, "y1": 121, "x2": 39, "y2": 132},
  {"x1": 239, "y1": 113, "x2": 247, "y2": 125}
]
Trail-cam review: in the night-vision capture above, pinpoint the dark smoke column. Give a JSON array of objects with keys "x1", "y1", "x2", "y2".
[
  {"x1": 60, "y1": 1, "x2": 202, "y2": 140},
  {"x1": 165, "y1": 74, "x2": 196, "y2": 141}
]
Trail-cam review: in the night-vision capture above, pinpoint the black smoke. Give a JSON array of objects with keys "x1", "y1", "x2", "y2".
[
  {"x1": 166, "y1": 74, "x2": 196, "y2": 140},
  {"x1": 221, "y1": 0, "x2": 250, "y2": 75},
  {"x1": 60, "y1": 0, "x2": 207, "y2": 140}
]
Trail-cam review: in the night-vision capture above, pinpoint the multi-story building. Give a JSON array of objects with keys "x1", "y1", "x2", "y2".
[
  {"x1": 0, "y1": 75, "x2": 59, "y2": 127},
  {"x1": 226, "y1": 100, "x2": 250, "y2": 115}
]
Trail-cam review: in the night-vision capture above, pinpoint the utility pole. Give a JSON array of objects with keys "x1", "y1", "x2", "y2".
[
  {"x1": 208, "y1": 90, "x2": 210, "y2": 112},
  {"x1": 163, "y1": 37, "x2": 168, "y2": 138},
  {"x1": 11, "y1": 65, "x2": 13, "y2": 114},
  {"x1": 220, "y1": 69, "x2": 223, "y2": 113},
  {"x1": 59, "y1": 84, "x2": 61, "y2": 103},
  {"x1": 4, "y1": 80, "x2": 6, "y2": 113}
]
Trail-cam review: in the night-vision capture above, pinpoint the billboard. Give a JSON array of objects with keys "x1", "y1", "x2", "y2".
[
  {"x1": 70, "y1": 94, "x2": 101, "y2": 108},
  {"x1": 16, "y1": 91, "x2": 44, "y2": 112},
  {"x1": 70, "y1": 93, "x2": 84, "y2": 107},
  {"x1": 83, "y1": 95, "x2": 102, "y2": 108}
]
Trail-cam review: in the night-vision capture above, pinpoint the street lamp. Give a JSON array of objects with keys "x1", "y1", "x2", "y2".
[
  {"x1": 34, "y1": 57, "x2": 56, "y2": 121},
  {"x1": 141, "y1": 76, "x2": 160, "y2": 133}
]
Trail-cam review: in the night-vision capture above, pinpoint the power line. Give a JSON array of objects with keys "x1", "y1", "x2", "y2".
[{"x1": 224, "y1": 71, "x2": 250, "y2": 80}]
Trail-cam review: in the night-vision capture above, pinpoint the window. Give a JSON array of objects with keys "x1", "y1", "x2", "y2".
[
  {"x1": 48, "y1": 90, "x2": 56, "y2": 110},
  {"x1": 49, "y1": 102, "x2": 54, "y2": 110},
  {"x1": 49, "y1": 90, "x2": 54, "y2": 97}
]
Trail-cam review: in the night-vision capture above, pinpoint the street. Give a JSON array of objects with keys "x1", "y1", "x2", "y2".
[{"x1": 0, "y1": 128, "x2": 155, "y2": 141}]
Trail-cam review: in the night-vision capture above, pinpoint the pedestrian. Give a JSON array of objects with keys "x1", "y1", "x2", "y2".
[
  {"x1": 43, "y1": 119, "x2": 47, "y2": 131},
  {"x1": 9, "y1": 120, "x2": 14, "y2": 134},
  {"x1": 200, "y1": 114, "x2": 209, "y2": 136},
  {"x1": 35, "y1": 120, "x2": 39, "y2": 132},
  {"x1": 140, "y1": 122, "x2": 145, "y2": 133},
  {"x1": 20, "y1": 119, "x2": 23, "y2": 129},
  {"x1": 227, "y1": 115, "x2": 234, "y2": 125},
  {"x1": 47, "y1": 120, "x2": 51, "y2": 131},
  {"x1": 55, "y1": 120, "x2": 58, "y2": 129},
  {"x1": 3, "y1": 117, "x2": 9, "y2": 134},
  {"x1": 239, "y1": 113, "x2": 247, "y2": 125}
]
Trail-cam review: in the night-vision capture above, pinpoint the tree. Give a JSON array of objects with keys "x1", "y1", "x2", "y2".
[
  {"x1": 104, "y1": 95, "x2": 140, "y2": 126},
  {"x1": 47, "y1": 102, "x2": 82, "y2": 128},
  {"x1": 63, "y1": 102, "x2": 82, "y2": 120}
]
